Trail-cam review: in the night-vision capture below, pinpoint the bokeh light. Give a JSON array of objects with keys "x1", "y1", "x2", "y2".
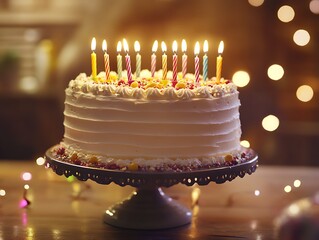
[
  {"x1": 248, "y1": 0, "x2": 264, "y2": 7},
  {"x1": 254, "y1": 190, "x2": 260, "y2": 196},
  {"x1": 296, "y1": 85, "x2": 314, "y2": 102},
  {"x1": 277, "y1": 5, "x2": 295, "y2": 23},
  {"x1": 0, "y1": 189, "x2": 6, "y2": 197},
  {"x1": 240, "y1": 140, "x2": 251, "y2": 148},
  {"x1": 21, "y1": 172, "x2": 32, "y2": 181},
  {"x1": 293, "y1": 29, "x2": 311, "y2": 46},
  {"x1": 284, "y1": 185, "x2": 292, "y2": 193},
  {"x1": 294, "y1": 179, "x2": 301, "y2": 188},
  {"x1": 262, "y1": 115, "x2": 280, "y2": 132},
  {"x1": 232, "y1": 71, "x2": 250, "y2": 87},
  {"x1": 310, "y1": 0, "x2": 319, "y2": 14},
  {"x1": 36, "y1": 157, "x2": 46, "y2": 166},
  {"x1": 267, "y1": 64, "x2": 284, "y2": 81},
  {"x1": 24, "y1": 184, "x2": 30, "y2": 190}
]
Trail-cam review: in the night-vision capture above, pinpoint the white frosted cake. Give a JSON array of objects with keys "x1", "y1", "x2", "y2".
[{"x1": 53, "y1": 70, "x2": 250, "y2": 171}]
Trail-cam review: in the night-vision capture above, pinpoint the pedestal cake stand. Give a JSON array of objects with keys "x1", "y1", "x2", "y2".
[{"x1": 45, "y1": 147, "x2": 258, "y2": 230}]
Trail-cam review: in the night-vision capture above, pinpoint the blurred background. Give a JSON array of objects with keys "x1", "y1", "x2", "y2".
[{"x1": 0, "y1": 0, "x2": 318, "y2": 165}]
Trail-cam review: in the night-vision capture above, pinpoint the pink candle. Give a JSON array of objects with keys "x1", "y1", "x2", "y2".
[
  {"x1": 194, "y1": 41, "x2": 200, "y2": 84},
  {"x1": 102, "y1": 40, "x2": 110, "y2": 81},
  {"x1": 172, "y1": 40, "x2": 178, "y2": 83},
  {"x1": 151, "y1": 40, "x2": 158, "y2": 77},
  {"x1": 182, "y1": 39, "x2": 187, "y2": 78},
  {"x1": 123, "y1": 39, "x2": 133, "y2": 84}
]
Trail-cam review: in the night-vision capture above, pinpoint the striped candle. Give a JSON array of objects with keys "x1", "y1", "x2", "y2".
[
  {"x1": 194, "y1": 41, "x2": 200, "y2": 84},
  {"x1": 123, "y1": 38, "x2": 133, "y2": 84},
  {"x1": 161, "y1": 41, "x2": 167, "y2": 80},
  {"x1": 151, "y1": 40, "x2": 158, "y2": 77},
  {"x1": 102, "y1": 40, "x2": 110, "y2": 81},
  {"x1": 172, "y1": 40, "x2": 178, "y2": 83},
  {"x1": 117, "y1": 41, "x2": 122, "y2": 79},
  {"x1": 134, "y1": 41, "x2": 141, "y2": 77},
  {"x1": 182, "y1": 39, "x2": 187, "y2": 78},
  {"x1": 203, "y1": 40, "x2": 208, "y2": 81}
]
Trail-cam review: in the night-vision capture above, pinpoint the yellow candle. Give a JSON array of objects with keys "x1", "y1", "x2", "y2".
[
  {"x1": 161, "y1": 41, "x2": 167, "y2": 80},
  {"x1": 91, "y1": 37, "x2": 97, "y2": 80},
  {"x1": 216, "y1": 41, "x2": 224, "y2": 84}
]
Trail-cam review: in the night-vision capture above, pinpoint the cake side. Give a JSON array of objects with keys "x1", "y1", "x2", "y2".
[{"x1": 54, "y1": 70, "x2": 245, "y2": 171}]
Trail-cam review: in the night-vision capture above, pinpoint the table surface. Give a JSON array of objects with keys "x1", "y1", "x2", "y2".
[{"x1": 0, "y1": 160, "x2": 318, "y2": 240}]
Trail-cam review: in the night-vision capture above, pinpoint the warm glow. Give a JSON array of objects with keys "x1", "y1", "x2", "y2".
[
  {"x1": 24, "y1": 184, "x2": 30, "y2": 190},
  {"x1": 134, "y1": 41, "x2": 140, "y2": 52},
  {"x1": 0, "y1": 189, "x2": 5, "y2": 197},
  {"x1": 240, "y1": 140, "x2": 251, "y2": 148},
  {"x1": 294, "y1": 179, "x2": 301, "y2": 188},
  {"x1": 277, "y1": 5, "x2": 295, "y2": 23},
  {"x1": 91, "y1": 37, "x2": 96, "y2": 51},
  {"x1": 293, "y1": 29, "x2": 311, "y2": 46},
  {"x1": 21, "y1": 172, "x2": 32, "y2": 181},
  {"x1": 296, "y1": 85, "x2": 314, "y2": 102},
  {"x1": 267, "y1": 64, "x2": 284, "y2": 81},
  {"x1": 152, "y1": 40, "x2": 158, "y2": 52},
  {"x1": 284, "y1": 185, "x2": 292, "y2": 193},
  {"x1": 218, "y1": 41, "x2": 224, "y2": 55},
  {"x1": 203, "y1": 40, "x2": 208, "y2": 53},
  {"x1": 232, "y1": 71, "x2": 250, "y2": 87},
  {"x1": 102, "y1": 39, "x2": 107, "y2": 52},
  {"x1": 36, "y1": 157, "x2": 45, "y2": 166},
  {"x1": 248, "y1": 0, "x2": 264, "y2": 7},
  {"x1": 117, "y1": 41, "x2": 122, "y2": 52},
  {"x1": 172, "y1": 40, "x2": 178, "y2": 53},
  {"x1": 194, "y1": 41, "x2": 200, "y2": 55},
  {"x1": 161, "y1": 41, "x2": 167, "y2": 52},
  {"x1": 122, "y1": 38, "x2": 129, "y2": 52},
  {"x1": 262, "y1": 115, "x2": 280, "y2": 132},
  {"x1": 182, "y1": 39, "x2": 187, "y2": 52},
  {"x1": 254, "y1": 190, "x2": 260, "y2": 196},
  {"x1": 310, "y1": 0, "x2": 319, "y2": 14}
]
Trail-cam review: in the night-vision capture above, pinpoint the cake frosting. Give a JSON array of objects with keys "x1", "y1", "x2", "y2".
[{"x1": 52, "y1": 69, "x2": 247, "y2": 171}]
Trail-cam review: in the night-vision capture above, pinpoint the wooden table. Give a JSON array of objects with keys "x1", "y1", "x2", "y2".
[{"x1": 0, "y1": 160, "x2": 318, "y2": 239}]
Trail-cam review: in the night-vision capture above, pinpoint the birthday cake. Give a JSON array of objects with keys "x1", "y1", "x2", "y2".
[{"x1": 51, "y1": 39, "x2": 251, "y2": 172}]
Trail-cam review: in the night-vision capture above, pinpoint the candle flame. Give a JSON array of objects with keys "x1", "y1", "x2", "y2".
[
  {"x1": 102, "y1": 39, "x2": 107, "y2": 52},
  {"x1": 194, "y1": 41, "x2": 200, "y2": 55},
  {"x1": 134, "y1": 41, "x2": 140, "y2": 52},
  {"x1": 203, "y1": 40, "x2": 208, "y2": 53},
  {"x1": 172, "y1": 40, "x2": 178, "y2": 53},
  {"x1": 218, "y1": 41, "x2": 224, "y2": 55},
  {"x1": 117, "y1": 41, "x2": 122, "y2": 52},
  {"x1": 152, "y1": 40, "x2": 158, "y2": 52},
  {"x1": 123, "y1": 38, "x2": 129, "y2": 53},
  {"x1": 182, "y1": 39, "x2": 187, "y2": 52},
  {"x1": 91, "y1": 37, "x2": 96, "y2": 51},
  {"x1": 161, "y1": 41, "x2": 167, "y2": 52}
]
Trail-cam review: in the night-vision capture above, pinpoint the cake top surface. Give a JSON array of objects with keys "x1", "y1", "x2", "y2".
[{"x1": 68, "y1": 70, "x2": 238, "y2": 100}]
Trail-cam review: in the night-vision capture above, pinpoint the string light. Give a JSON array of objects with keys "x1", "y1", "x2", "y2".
[
  {"x1": 293, "y1": 180, "x2": 301, "y2": 188},
  {"x1": 293, "y1": 29, "x2": 311, "y2": 46},
  {"x1": 296, "y1": 85, "x2": 314, "y2": 102},
  {"x1": 232, "y1": 71, "x2": 250, "y2": 87},
  {"x1": 262, "y1": 115, "x2": 280, "y2": 132},
  {"x1": 284, "y1": 185, "x2": 292, "y2": 193},
  {"x1": 277, "y1": 5, "x2": 295, "y2": 23},
  {"x1": 267, "y1": 64, "x2": 284, "y2": 81}
]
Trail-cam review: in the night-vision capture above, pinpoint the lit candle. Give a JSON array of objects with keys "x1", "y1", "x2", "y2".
[
  {"x1": 161, "y1": 41, "x2": 167, "y2": 80},
  {"x1": 203, "y1": 40, "x2": 208, "y2": 81},
  {"x1": 151, "y1": 40, "x2": 158, "y2": 77},
  {"x1": 172, "y1": 40, "x2": 178, "y2": 84},
  {"x1": 91, "y1": 37, "x2": 97, "y2": 80},
  {"x1": 117, "y1": 41, "x2": 122, "y2": 79},
  {"x1": 182, "y1": 39, "x2": 187, "y2": 78},
  {"x1": 194, "y1": 41, "x2": 200, "y2": 84},
  {"x1": 134, "y1": 41, "x2": 141, "y2": 78},
  {"x1": 216, "y1": 40, "x2": 224, "y2": 84},
  {"x1": 123, "y1": 38, "x2": 133, "y2": 84},
  {"x1": 102, "y1": 40, "x2": 110, "y2": 81}
]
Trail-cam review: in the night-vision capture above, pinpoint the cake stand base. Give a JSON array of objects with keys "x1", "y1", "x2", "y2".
[{"x1": 104, "y1": 187, "x2": 191, "y2": 230}]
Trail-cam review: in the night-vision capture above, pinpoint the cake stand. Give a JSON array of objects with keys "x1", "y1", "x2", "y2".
[{"x1": 45, "y1": 147, "x2": 258, "y2": 230}]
